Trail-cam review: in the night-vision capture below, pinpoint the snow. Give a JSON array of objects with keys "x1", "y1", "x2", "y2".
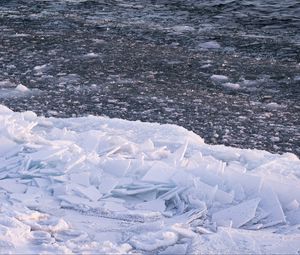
[{"x1": 0, "y1": 105, "x2": 300, "y2": 254}]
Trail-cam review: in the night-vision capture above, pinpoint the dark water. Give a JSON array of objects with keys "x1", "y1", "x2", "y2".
[{"x1": 0, "y1": 0, "x2": 299, "y2": 156}]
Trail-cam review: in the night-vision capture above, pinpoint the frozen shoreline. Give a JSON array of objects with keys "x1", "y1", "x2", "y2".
[{"x1": 0, "y1": 105, "x2": 299, "y2": 254}]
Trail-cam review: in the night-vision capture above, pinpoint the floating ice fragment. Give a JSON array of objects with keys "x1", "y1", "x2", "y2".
[
  {"x1": 84, "y1": 52, "x2": 99, "y2": 58},
  {"x1": 212, "y1": 198, "x2": 260, "y2": 228},
  {"x1": 171, "y1": 25, "x2": 195, "y2": 33},
  {"x1": 15, "y1": 84, "x2": 29, "y2": 92},
  {"x1": 198, "y1": 41, "x2": 221, "y2": 49},
  {"x1": 211, "y1": 74, "x2": 229, "y2": 82},
  {"x1": 33, "y1": 64, "x2": 48, "y2": 72},
  {"x1": 222, "y1": 82, "x2": 240, "y2": 90}
]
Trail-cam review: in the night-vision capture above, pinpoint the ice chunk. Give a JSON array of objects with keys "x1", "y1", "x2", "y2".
[
  {"x1": 70, "y1": 172, "x2": 90, "y2": 186},
  {"x1": 258, "y1": 183, "x2": 285, "y2": 227},
  {"x1": 97, "y1": 174, "x2": 119, "y2": 194},
  {"x1": 135, "y1": 199, "x2": 165, "y2": 212},
  {"x1": 224, "y1": 171, "x2": 262, "y2": 196},
  {"x1": 222, "y1": 83, "x2": 240, "y2": 90},
  {"x1": 171, "y1": 25, "x2": 195, "y2": 33},
  {"x1": 212, "y1": 198, "x2": 260, "y2": 228},
  {"x1": 193, "y1": 178, "x2": 217, "y2": 203},
  {"x1": 142, "y1": 162, "x2": 175, "y2": 183},
  {"x1": 72, "y1": 185, "x2": 102, "y2": 201},
  {"x1": 15, "y1": 84, "x2": 29, "y2": 92},
  {"x1": 59, "y1": 195, "x2": 91, "y2": 207},
  {"x1": 198, "y1": 41, "x2": 221, "y2": 49},
  {"x1": 171, "y1": 140, "x2": 188, "y2": 164},
  {"x1": 0, "y1": 179, "x2": 27, "y2": 193},
  {"x1": 211, "y1": 74, "x2": 229, "y2": 82},
  {"x1": 285, "y1": 208, "x2": 300, "y2": 225},
  {"x1": 102, "y1": 158, "x2": 131, "y2": 177},
  {"x1": 29, "y1": 147, "x2": 69, "y2": 161}
]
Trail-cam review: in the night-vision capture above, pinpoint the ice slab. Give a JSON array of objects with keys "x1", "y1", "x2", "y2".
[
  {"x1": 142, "y1": 162, "x2": 175, "y2": 183},
  {"x1": 258, "y1": 183, "x2": 285, "y2": 227},
  {"x1": 0, "y1": 179, "x2": 27, "y2": 193},
  {"x1": 212, "y1": 198, "x2": 261, "y2": 228},
  {"x1": 135, "y1": 199, "x2": 165, "y2": 212}
]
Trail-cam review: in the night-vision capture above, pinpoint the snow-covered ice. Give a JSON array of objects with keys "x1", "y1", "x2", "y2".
[{"x1": 0, "y1": 105, "x2": 300, "y2": 254}]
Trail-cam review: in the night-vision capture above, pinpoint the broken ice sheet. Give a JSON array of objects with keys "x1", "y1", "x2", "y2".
[
  {"x1": 0, "y1": 179, "x2": 27, "y2": 193},
  {"x1": 102, "y1": 158, "x2": 131, "y2": 177},
  {"x1": 258, "y1": 183, "x2": 285, "y2": 227},
  {"x1": 135, "y1": 199, "x2": 166, "y2": 212},
  {"x1": 71, "y1": 185, "x2": 103, "y2": 202},
  {"x1": 142, "y1": 161, "x2": 175, "y2": 183},
  {"x1": 212, "y1": 198, "x2": 261, "y2": 228}
]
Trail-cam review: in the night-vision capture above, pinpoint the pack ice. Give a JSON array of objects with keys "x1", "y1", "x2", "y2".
[{"x1": 0, "y1": 104, "x2": 299, "y2": 254}]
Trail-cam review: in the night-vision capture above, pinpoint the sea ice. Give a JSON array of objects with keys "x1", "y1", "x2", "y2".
[{"x1": 0, "y1": 105, "x2": 299, "y2": 254}]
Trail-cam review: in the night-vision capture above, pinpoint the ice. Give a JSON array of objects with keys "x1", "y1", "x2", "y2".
[
  {"x1": 0, "y1": 136, "x2": 16, "y2": 155},
  {"x1": 222, "y1": 82, "x2": 240, "y2": 89},
  {"x1": 171, "y1": 25, "x2": 195, "y2": 33},
  {"x1": 71, "y1": 185, "x2": 102, "y2": 201},
  {"x1": 198, "y1": 41, "x2": 221, "y2": 49},
  {"x1": 0, "y1": 179, "x2": 27, "y2": 193},
  {"x1": 212, "y1": 198, "x2": 261, "y2": 228},
  {"x1": 159, "y1": 243, "x2": 188, "y2": 254},
  {"x1": 258, "y1": 183, "x2": 285, "y2": 227},
  {"x1": 211, "y1": 74, "x2": 229, "y2": 82},
  {"x1": 129, "y1": 231, "x2": 178, "y2": 251},
  {"x1": 15, "y1": 84, "x2": 29, "y2": 92},
  {"x1": 69, "y1": 172, "x2": 90, "y2": 186},
  {"x1": 142, "y1": 161, "x2": 175, "y2": 183},
  {"x1": 0, "y1": 105, "x2": 299, "y2": 253},
  {"x1": 102, "y1": 158, "x2": 131, "y2": 177},
  {"x1": 135, "y1": 199, "x2": 165, "y2": 212}
]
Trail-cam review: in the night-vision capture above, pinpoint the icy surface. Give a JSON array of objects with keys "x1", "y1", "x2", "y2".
[{"x1": 0, "y1": 105, "x2": 300, "y2": 254}]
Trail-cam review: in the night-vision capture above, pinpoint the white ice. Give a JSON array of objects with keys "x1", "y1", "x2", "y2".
[
  {"x1": 0, "y1": 105, "x2": 299, "y2": 254},
  {"x1": 198, "y1": 41, "x2": 221, "y2": 49}
]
